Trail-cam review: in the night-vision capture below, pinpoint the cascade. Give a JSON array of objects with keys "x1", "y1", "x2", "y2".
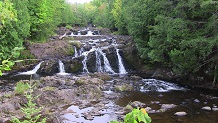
[
  {"x1": 86, "y1": 30, "x2": 93, "y2": 36},
  {"x1": 57, "y1": 60, "x2": 70, "y2": 76},
  {"x1": 16, "y1": 61, "x2": 43, "y2": 75},
  {"x1": 95, "y1": 48, "x2": 103, "y2": 73},
  {"x1": 74, "y1": 46, "x2": 79, "y2": 57},
  {"x1": 116, "y1": 49, "x2": 127, "y2": 74},
  {"x1": 78, "y1": 31, "x2": 81, "y2": 36},
  {"x1": 140, "y1": 79, "x2": 185, "y2": 92},
  {"x1": 79, "y1": 47, "x2": 84, "y2": 56},
  {"x1": 98, "y1": 48, "x2": 115, "y2": 74},
  {"x1": 82, "y1": 47, "x2": 96, "y2": 73}
]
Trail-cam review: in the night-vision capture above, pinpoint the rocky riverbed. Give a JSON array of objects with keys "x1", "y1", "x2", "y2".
[
  {"x1": 1, "y1": 73, "x2": 218, "y2": 123},
  {"x1": 0, "y1": 74, "x2": 177, "y2": 122},
  {"x1": 1, "y1": 27, "x2": 218, "y2": 123}
]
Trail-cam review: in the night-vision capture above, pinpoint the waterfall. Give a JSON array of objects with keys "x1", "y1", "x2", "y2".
[
  {"x1": 95, "y1": 49, "x2": 103, "y2": 73},
  {"x1": 57, "y1": 60, "x2": 70, "y2": 76},
  {"x1": 78, "y1": 31, "x2": 81, "y2": 36},
  {"x1": 140, "y1": 79, "x2": 185, "y2": 92},
  {"x1": 17, "y1": 61, "x2": 43, "y2": 75},
  {"x1": 79, "y1": 47, "x2": 84, "y2": 56},
  {"x1": 86, "y1": 30, "x2": 93, "y2": 36},
  {"x1": 116, "y1": 49, "x2": 127, "y2": 74},
  {"x1": 82, "y1": 55, "x2": 89, "y2": 73},
  {"x1": 82, "y1": 48, "x2": 96, "y2": 73},
  {"x1": 74, "y1": 46, "x2": 79, "y2": 57},
  {"x1": 97, "y1": 48, "x2": 115, "y2": 74}
]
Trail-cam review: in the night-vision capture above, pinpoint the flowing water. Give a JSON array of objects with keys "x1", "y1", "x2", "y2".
[
  {"x1": 116, "y1": 49, "x2": 127, "y2": 74},
  {"x1": 96, "y1": 48, "x2": 115, "y2": 74},
  {"x1": 16, "y1": 61, "x2": 43, "y2": 75},
  {"x1": 57, "y1": 60, "x2": 71, "y2": 76},
  {"x1": 74, "y1": 46, "x2": 79, "y2": 58},
  {"x1": 115, "y1": 90, "x2": 218, "y2": 123},
  {"x1": 1, "y1": 29, "x2": 218, "y2": 123}
]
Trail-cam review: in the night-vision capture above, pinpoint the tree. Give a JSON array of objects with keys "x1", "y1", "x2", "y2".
[
  {"x1": 111, "y1": 0, "x2": 127, "y2": 34},
  {"x1": 0, "y1": 0, "x2": 21, "y2": 75}
]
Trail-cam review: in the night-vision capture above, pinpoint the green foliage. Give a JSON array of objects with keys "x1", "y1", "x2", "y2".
[
  {"x1": 60, "y1": 3, "x2": 75, "y2": 25},
  {"x1": 111, "y1": 0, "x2": 127, "y2": 34},
  {"x1": 0, "y1": 47, "x2": 23, "y2": 76},
  {"x1": 110, "y1": 108, "x2": 151, "y2": 123},
  {"x1": 12, "y1": 0, "x2": 30, "y2": 39},
  {"x1": 0, "y1": 0, "x2": 17, "y2": 27},
  {"x1": 0, "y1": 0, "x2": 75, "y2": 75},
  {"x1": 11, "y1": 83, "x2": 46, "y2": 123},
  {"x1": 28, "y1": 0, "x2": 64, "y2": 41},
  {"x1": 0, "y1": 60, "x2": 14, "y2": 75},
  {"x1": 86, "y1": 0, "x2": 218, "y2": 83},
  {"x1": 14, "y1": 81, "x2": 30, "y2": 95}
]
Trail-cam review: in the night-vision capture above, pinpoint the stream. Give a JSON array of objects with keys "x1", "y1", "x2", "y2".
[{"x1": 1, "y1": 28, "x2": 218, "y2": 123}]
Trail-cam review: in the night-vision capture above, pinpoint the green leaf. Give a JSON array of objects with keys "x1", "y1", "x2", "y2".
[{"x1": 0, "y1": 71, "x2": 2, "y2": 76}]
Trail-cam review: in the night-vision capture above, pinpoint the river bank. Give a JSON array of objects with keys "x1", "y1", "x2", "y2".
[{"x1": 1, "y1": 26, "x2": 218, "y2": 122}]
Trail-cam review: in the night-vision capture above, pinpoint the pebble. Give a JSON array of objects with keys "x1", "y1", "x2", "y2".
[
  {"x1": 202, "y1": 106, "x2": 211, "y2": 111},
  {"x1": 174, "y1": 112, "x2": 187, "y2": 116},
  {"x1": 194, "y1": 99, "x2": 200, "y2": 103},
  {"x1": 161, "y1": 104, "x2": 177, "y2": 110}
]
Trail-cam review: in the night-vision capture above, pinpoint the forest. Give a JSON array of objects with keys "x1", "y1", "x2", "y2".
[{"x1": 0, "y1": 0, "x2": 218, "y2": 84}]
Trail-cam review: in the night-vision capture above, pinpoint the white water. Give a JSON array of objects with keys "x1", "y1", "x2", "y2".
[
  {"x1": 140, "y1": 79, "x2": 185, "y2": 92},
  {"x1": 79, "y1": 47, "x2": 84, "y2": 56},
  {"x1": 57, "y1": 60, "x2": 71, "y2": 76},
  {"x1": 78, "y1": 31, "x2": 81, "y2": 36},
  {"x1": 95, "y1": 48, "x2": 103, "y2": 73},
  {"x1": 74, "y1": 46, "x2": 79, "y2": 57},
  {"x1": 116, "y1": 49, "x2": 127, "y2": 74},
  {"x1": 17, "y1": 61, "x2": 43, "y2": 75},
  {"x1": 98, "y1": 48, "x2": 115, "y2": 74},
  {"x1": 86, "y1": 30, "x2": 93, "y2": 36},
  {"x1": 82, "y1": 47, "x2": 96, "y2": 73}
]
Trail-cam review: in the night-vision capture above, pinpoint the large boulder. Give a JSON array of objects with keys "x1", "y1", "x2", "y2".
[{"x1": 39, "y1": 59, "x2": 59, "y2": 75}]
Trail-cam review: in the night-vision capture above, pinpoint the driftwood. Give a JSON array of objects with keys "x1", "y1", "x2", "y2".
[{"x1": 59, "y1": 33, "x2": 66, "y2": 40}]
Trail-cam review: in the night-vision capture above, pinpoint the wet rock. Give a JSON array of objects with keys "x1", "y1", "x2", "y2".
[
  {"x1": 204, "y1": 102, "x2": 208, "y2": 104},
  {"x1": 39, "y1": 59, "x2": 58, "y2": 75},
  {"x1": 75, "y1": 114, "x2": 79, "y2": 118},
  {"x1": 80, "y1": 30, "x2": 88, "y2": 35},
  {"x1": 66, "y1": 109, "x2": 75, "y2": 113},
  {"x1": 157, "y1": 104, "x2": 177, "y2": 112},
  {"x1": 194, "y1": 99, "x2": 200, "y2": 103},
  {"x1": 114, "y1": 83, "x2": 134, "y2": 92},
  {"x1": 202, "y1": 106, "x2": 211, "y2": 111},
  {"x1": 174, "y1": 112, "x2": 187, "y2": 116},
  {"x1": 93, "y1": 30, "x2": 100, "y2": 35},
  {"x1": 151, "y1": 101, "x2": 160, "y2": 104},
  {"x1": 65, "y1": 59, "x2": 83, "y2": 73},
  {"x1": 83, "y1": 113, "x2": 94, "y2": 120},
  {"x1": 212, "y1": 108, "x2": 218, "y2": 111},
  {"x1": 152, "y1": 69, "x2": 175, "y2": 81},
  {"x1": 123, "y1": 104, "x2": 133, "y2": 113},
  {"x1": 161, "y1": 104, "x2": 177, "y2": 110},
  {"x1": 130, "y1": 101, "x2": 146, "y2": 108},
  {"x1": 83, "y1": 43, "x2": 92, "y2": 51}
]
